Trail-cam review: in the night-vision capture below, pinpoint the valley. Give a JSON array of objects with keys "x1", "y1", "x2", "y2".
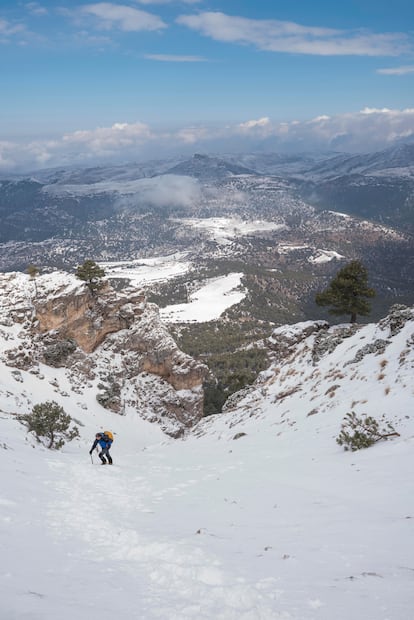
[{"x1": 1, "y1": 148, "x2": 413, "y2": 329}]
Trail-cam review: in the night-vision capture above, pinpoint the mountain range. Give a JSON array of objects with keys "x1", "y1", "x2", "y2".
[{"x1": 0, "y1": 145, "x2": 414, "y2": 328}]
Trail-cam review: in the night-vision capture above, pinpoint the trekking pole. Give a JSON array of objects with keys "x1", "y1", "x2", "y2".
[{"x1": 90, "y1": 452, "x2": 94, "y2": 464}]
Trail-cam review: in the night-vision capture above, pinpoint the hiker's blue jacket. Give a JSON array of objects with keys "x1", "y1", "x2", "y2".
[{"x1": 90, "y1": 437, "x2": 112, "y2": 451}]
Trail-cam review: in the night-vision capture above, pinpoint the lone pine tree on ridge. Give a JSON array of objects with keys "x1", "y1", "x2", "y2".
[{"x1": 315, "y1": 260, "x2": 376, "y2": 324}]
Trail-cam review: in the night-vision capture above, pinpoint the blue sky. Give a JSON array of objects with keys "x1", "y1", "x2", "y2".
[{"x1": 1, "y1": 0, "x2": 414, "y2": 170}]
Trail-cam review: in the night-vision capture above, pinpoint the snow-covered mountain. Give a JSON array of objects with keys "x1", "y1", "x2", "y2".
[
  {"x1": 297, "y1": 143, "x2": 414, "y2": 181},
  {"x1": 1, "y1": 149, "x2": 413, "y2": 328},
  {"x1": 1, "y1": 268, "x2": 413, "y2": 619},
  {"x1": 292, "y1": 143, "x2": 414, "y2": 233}
]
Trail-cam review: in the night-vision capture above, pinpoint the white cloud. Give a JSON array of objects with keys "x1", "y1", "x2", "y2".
[
  {"x1": 311, "y1": 115, "x2": 331, "y2": 122},
  {"x1": 239, "y1": 117, "x2": 271, "y2": 130},
  {"x1": 62, "y1": 121, "x2": 154, "y2": 152},
  {"x1": 360, "y1": 107, "x2": 393, "y2": 114},
  {"x1": 144, "y1": 53, "x2": 206, "y2": 62},
  {"x1": 81, "y1": 3, "x2": 166, "y2": 32},
  {"x1": 1, "y1": 109, "x2": 414, "y2": 172},
  {"x1": 118, "y1": 174, "x2": 202, "y2": 209},
  {"x1": 377, "y1": 65, "x2": 414, "y2": 75},
  {"x1": 177, "y1": 11, "x2": 411, "y2": 56}
]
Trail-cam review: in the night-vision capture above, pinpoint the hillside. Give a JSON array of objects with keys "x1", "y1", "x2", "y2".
[{"x1": 1, "y1": 275, "x2": 413, "y2": 619}]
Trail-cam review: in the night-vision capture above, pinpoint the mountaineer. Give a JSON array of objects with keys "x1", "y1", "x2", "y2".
[{"x1": 89, "y1": 431, "x2": 113, "y2": 465}]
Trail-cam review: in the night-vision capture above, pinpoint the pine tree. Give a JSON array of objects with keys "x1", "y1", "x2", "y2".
[
  {"x1": 75, "y1": 260, "x2": 106, "y2": 294},
  {"x1": 315, "y1": 260, "x2": 375, "y2": 323},
  {"x1": 336, "y1": 411, "x2": 399, "y2": 451},
  {"x1": 19, "y1": 401, "x2": 80, "y2": 450}
]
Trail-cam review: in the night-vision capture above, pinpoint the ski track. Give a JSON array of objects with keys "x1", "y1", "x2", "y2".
[{"x1": 45, "y1": 453, "x2": 284, "y2": 620}]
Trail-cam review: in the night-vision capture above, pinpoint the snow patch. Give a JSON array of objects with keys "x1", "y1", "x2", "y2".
[
  {"x1": 308, "y1": 249, "x2": 345, "y2": 264},
  {"x1": 175, "y1": 217, "x2": 286, "y2": 245},
  {"x1": 160, "y1": 273, "x2": 246, "y2": 323}
]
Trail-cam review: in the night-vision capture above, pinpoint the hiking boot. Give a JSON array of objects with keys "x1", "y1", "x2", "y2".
[{"x1": 100, "y1": 460, "x2": 107, "y2": 465}]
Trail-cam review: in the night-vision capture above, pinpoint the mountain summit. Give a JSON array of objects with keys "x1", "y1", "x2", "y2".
[{"x1": 164, "y1": 153, "x2": 256, "y2": 180}]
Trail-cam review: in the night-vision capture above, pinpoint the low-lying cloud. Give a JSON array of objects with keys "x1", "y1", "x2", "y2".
[
  {"x1": 1, "y1": 109, "x2": 414, "y2": 173},
  {"x1": 118, "y1": 174, "x2": 203, "y2": 209}
]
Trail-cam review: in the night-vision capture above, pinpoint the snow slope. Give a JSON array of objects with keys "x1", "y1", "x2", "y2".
[
  {"x1": 1, "y1": 298, "x2": 414, "y2": 619},
  {"x1": 160, "y1": 273, "x2": 246, "y2": 323}
]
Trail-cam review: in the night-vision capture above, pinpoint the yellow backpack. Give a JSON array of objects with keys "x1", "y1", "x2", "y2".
[{"x1": 103, "y1": 430, "x2": 114, "y2": 442}]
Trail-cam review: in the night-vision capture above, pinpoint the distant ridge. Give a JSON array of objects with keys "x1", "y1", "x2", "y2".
[
  {"x1": 164, "y1": 153, "x2": 256, "y2": 180},
  {"x1": 302, "y1": 142, "x2": 414, "y2": 181}
]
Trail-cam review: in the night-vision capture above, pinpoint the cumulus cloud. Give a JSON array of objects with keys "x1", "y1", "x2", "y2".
[
  {"x1": 62, "y1": 122, "x2": 154, "y2": 154},
  {"x1": 238, "y1": 117, "x2": 271, "y2": 130},
  {"x1": 377, "y1": 65, "x2": 414, "y2": 75},
  {"x1": 1, "y1": 109, "x2": 414, "y2": 173},
  {"x1": 80, "y1": 3, "x2": 166, "y2": 32},
  {"x1": 177, "y1": 11, "x2": 411, "y2": 56}
]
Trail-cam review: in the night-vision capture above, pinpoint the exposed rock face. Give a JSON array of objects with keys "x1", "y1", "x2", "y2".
[
  {"x1": 35, "y1": 284, "x2": 145, "y2": 354},
  {"x1": 1, "y1": 272, "x2": 208, "y2": 437},
  {"x1": 119, "y1": 305, "x2": 207, "y2": 391}
]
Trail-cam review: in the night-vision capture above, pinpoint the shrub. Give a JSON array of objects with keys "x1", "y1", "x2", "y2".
[
  {"x1": 19, "y1": 400, "x2": 80, "y2": 450},
  {"x1": 336, "y1": 411, "x2": 399, "y2": 451}
]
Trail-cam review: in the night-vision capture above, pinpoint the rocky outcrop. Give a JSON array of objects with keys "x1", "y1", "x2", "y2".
[
  {"x1": 35, "y1": 284, "x2": 145, "y2": 353},
  {"x1": 345, "y1": 339, "x2": 390, "y2": 365},
  {"x1": 378, "y1": 304, "x2": 414, "y2": 337},
  {"x1": 118, "y1": 304, "x2": 207, "y2": 391},
  {"x1": 312, "y1": 324, "x2": 359, "y2": 363},
  {"x1": 1, "y1": 272, "x2": 208, "y2": 436},
  {"x1": 268, "y1": 320, "x2": 329, "y2": 360}
]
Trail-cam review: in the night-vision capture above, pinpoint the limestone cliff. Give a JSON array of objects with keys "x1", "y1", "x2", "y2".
[{"x1": 0, "y1": 271, "x2": 208, "y2": 437}]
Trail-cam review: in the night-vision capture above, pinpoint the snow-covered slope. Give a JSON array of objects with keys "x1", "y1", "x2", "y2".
[{"x1": 1, "y1": 297, "x2": 414, "y2": 619}]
